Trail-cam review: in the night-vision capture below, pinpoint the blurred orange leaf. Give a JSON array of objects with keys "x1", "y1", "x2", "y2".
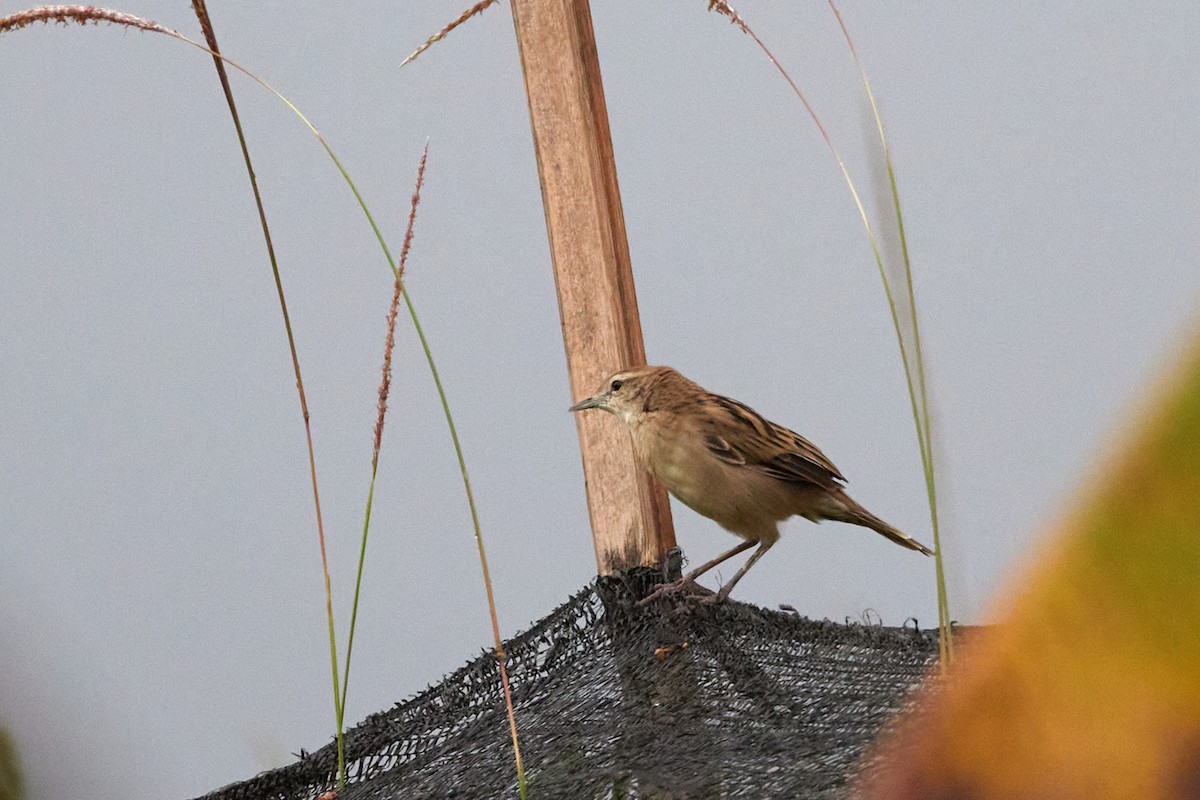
[{"x1": 859, "y1": 323, "x2": 1200, "y2": 800}]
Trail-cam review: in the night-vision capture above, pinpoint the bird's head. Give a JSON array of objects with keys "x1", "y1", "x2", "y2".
[{"x1": 569, "y1": 365, "x2": 679, "y2": 424}]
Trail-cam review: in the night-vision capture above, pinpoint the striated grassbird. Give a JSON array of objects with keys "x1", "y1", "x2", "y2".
[{"x1": 569, "y1": 365, "x2": 931, "y2": 602}]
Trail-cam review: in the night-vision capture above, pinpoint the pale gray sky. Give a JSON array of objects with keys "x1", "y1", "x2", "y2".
[{"x1": 2, "y1": 2, "x2": 1198, "y2": 798}]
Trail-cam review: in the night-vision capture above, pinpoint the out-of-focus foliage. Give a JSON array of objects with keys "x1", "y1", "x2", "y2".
[
  {"x1": 860, "y1": 324, "x2": 1200, "y2": 800},
  {"x1": 0, "y1": 728, "x2": 22, "y2": 800}
]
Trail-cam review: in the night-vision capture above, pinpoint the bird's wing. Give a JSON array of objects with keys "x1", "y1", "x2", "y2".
[{"x1": 703, "y1": 394, "x2": 846, "y2": 488}]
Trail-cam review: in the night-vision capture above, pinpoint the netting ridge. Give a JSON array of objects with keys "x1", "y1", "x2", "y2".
[{"x1": 194, "y1": 579, "x2": 941, "y2": 800}]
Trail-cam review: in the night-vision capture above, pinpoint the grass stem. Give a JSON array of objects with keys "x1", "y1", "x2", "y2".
[
  {"x1": 340, "y1": 146, "x2": 428, "y2": 781},
  {"x1": 709, "y1": 0, "x2": 952, "y2": 663},
  {"x1": 184, "y1": 0, "x2": 347, "y2": 775},
  {"x1": 825, "y1": 0, "x2": 953, "y2": 666},
  {"x1": 0, "y1": 9, "x2": 526, "y2": 789}
]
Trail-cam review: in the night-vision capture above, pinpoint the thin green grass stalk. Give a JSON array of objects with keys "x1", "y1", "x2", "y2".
[
  {"x1": 395, "y1": 279, "x2": 529, "y2": 800},
  {"x1": 208, "y1": 41, "x2": 532, "y2": 793},
  {"x1": 340, "y1": 145, "x2": 429, "y2": 783},
  {"x1": 705, "y1": 0, "x2": 950, "y2": 662},
  {"x1": 2, "y1": 8, "x2": 526, "y2": 791},
  {"x1": 185, "y1": 0, "x2": 347, "y2": 767},
  {"x1": 334, "y1": 140, "x2": 530, "y2": 799},
  {"x1": 825, "y1": 0, "x2": 952, "y2": 666},
  {"x1": 705, "y1": 0, "x2": 940, "y2": 614},
  {"x1": 708, "y1": 2, "x2": 919, "y2": 459}
]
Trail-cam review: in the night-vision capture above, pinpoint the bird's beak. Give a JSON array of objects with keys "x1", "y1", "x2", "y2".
[{"x1": 569, "y1": 393, "x2": 605, "y2": 413}]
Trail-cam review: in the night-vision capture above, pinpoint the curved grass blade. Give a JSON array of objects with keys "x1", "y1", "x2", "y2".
[
  {"x1": 825, "y1": 0, "x2": 952, "y2": 664},
  {"x1": 2, "y1": 7, "x2": 526, "y2": 793},
  {"x1": 707, "y1": 0, "x2": 951, "y2": 664},
  {"x1": 185, "y1": 2, "x2": 347, "y2": 782},
  {"x1": 339, "y1": 144, "x2": 426, "y2": 780}
]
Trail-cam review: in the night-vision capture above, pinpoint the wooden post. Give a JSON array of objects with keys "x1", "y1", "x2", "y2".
[{"x1": 509, "y1": 0, "x2": 676, "y2": 574}]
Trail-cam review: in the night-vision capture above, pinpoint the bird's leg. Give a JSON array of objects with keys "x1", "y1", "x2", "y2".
[
  {"x1": 638, "y1": 539, "x2": 756, "y2": 606},
  {"x1": 712, "y1": 539, "x2": 775, "y2": 602},
  {"x1": 682, "y1": 539, "x2": 757, "y2": 583}
]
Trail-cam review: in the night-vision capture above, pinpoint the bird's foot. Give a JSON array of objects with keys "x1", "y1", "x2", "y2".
[
  {"x1": 637, "y1": 576, "x2": 714, "y2": 607},
  {"x1": 692, "y1": 584, "x2": 736, "y2": 606}
]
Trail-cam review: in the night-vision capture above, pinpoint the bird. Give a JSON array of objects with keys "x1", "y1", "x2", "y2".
[{"x1": 569, "y1": 365, "x2": 932, "y2": 602}]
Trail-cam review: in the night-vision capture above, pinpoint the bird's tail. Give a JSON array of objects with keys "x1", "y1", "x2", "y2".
[{"x1": 827, "y1": 493, "x2": 934, "y2": 556}]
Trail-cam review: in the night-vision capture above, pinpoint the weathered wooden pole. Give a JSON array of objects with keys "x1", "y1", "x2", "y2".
[{"x1": 509, "y1": 0, "x2": 676, "y2": 574}]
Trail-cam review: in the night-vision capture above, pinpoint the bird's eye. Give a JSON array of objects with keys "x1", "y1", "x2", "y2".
[{"x1": 610, "y1": 379, "x2": 624, "y2": 392}]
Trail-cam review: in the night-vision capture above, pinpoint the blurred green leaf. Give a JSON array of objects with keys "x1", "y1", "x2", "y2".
[
  {"x1": 861, "y1": 322, "x2": 1200, "y2": 799},
  {"x1": 0, "y1": 728, "x2": 23, "y2": 800}
]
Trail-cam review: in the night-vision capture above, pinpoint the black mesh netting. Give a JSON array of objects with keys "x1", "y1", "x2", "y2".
[{"x1": 198, "y1": 571, "x2": 939, "y2": 800}]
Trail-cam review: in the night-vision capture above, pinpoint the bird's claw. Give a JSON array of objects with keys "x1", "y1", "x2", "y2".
[
  {"x1": 691, "y1": 585, "x2": 735, "y2": 606},
  {"x1": 637, "y1": 576, "x2": 717, "y2": 607}
]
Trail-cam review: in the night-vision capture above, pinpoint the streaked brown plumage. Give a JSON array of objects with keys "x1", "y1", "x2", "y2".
[{"x1": 569, "y1": 365, "x2": 932, "y2": 601}]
